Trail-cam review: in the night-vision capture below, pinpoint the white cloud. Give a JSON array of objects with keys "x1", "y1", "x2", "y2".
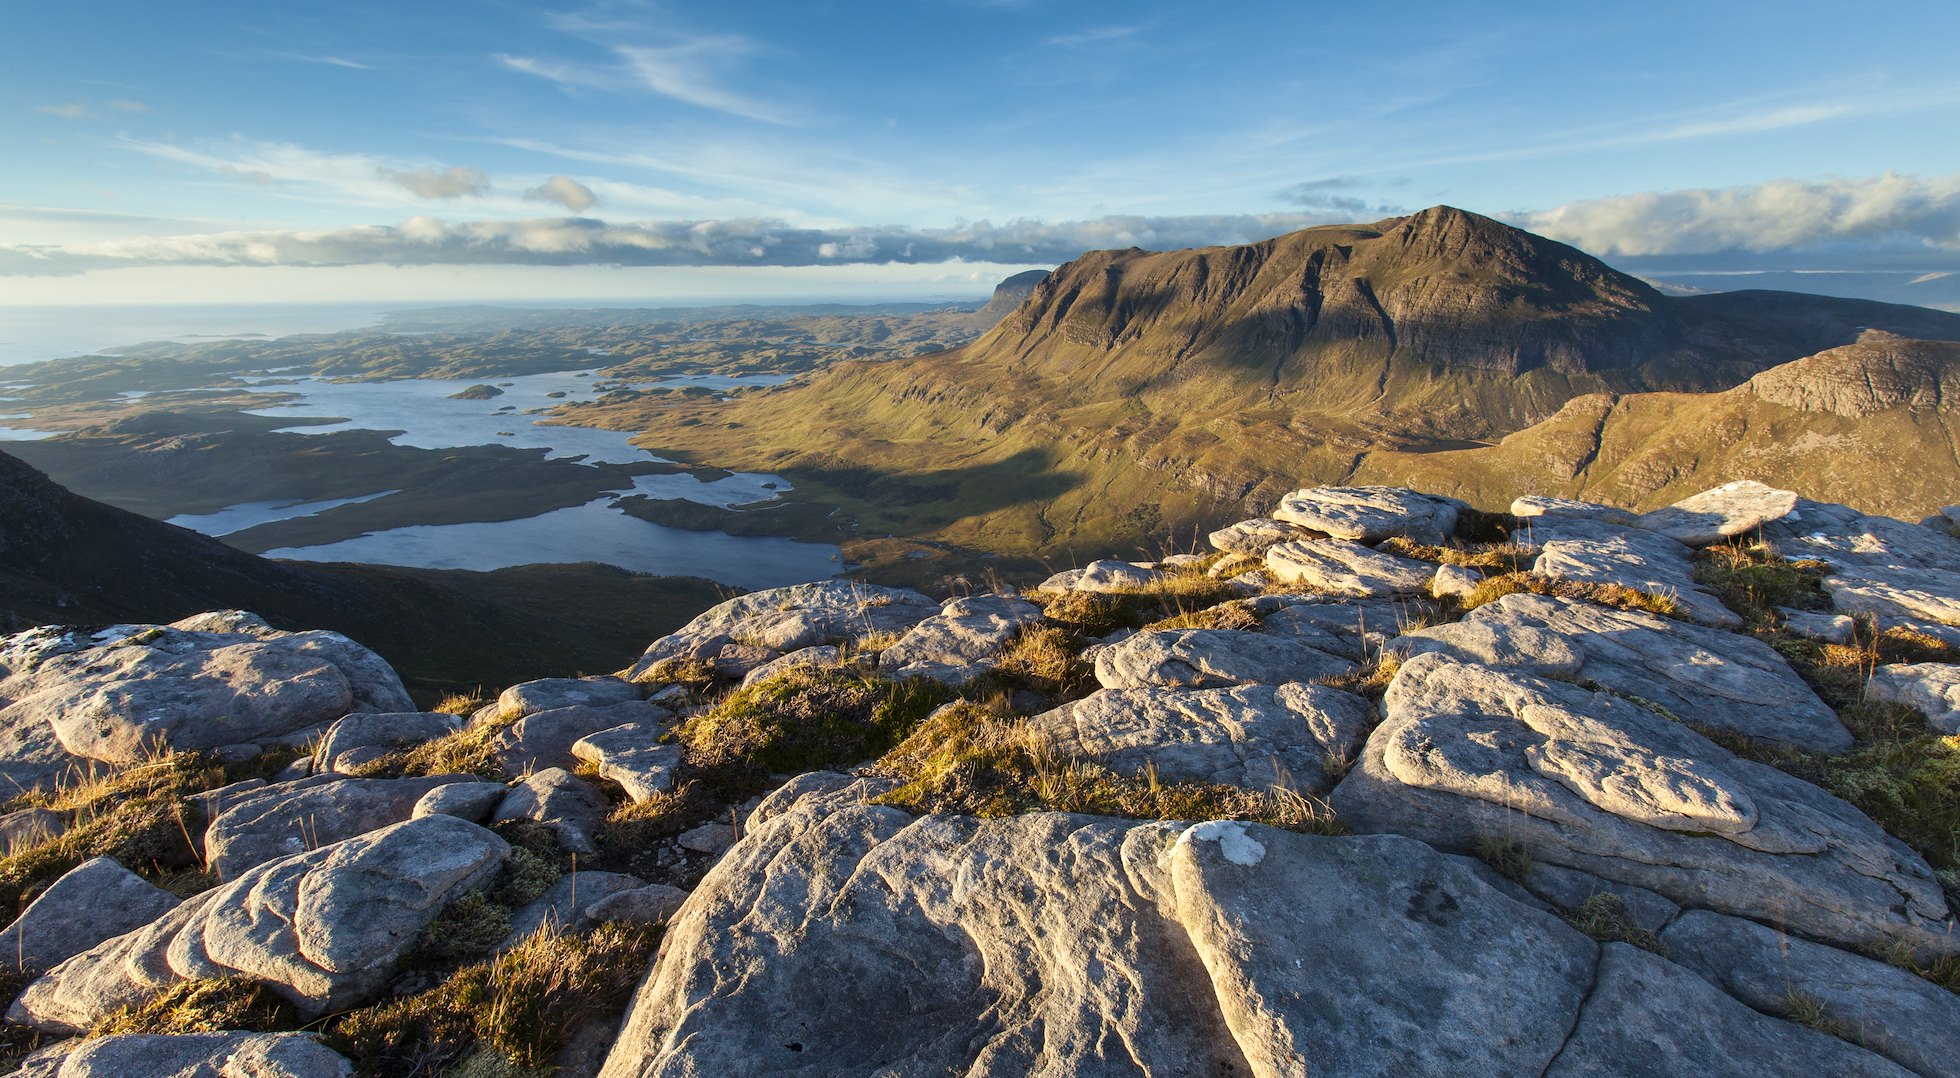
[
  {"x1": 1042, "y1": 25, "x2": 1143, "y2": 48},
  {"x1": 1518, "y1": 172, "x2": 1960, "y2": 257},
  {"x1": 35, "y1": 103, "x2": 93, "y2": 120},
  {"x1": 382, "y1": 166, "x2": 492, "y2": 200},
  {"x1": 0, "y1": 211, "x2": 1338, "y2": 276},
  {"x1": 523, "y1": 175, "x2": 600, "y2": 212}
]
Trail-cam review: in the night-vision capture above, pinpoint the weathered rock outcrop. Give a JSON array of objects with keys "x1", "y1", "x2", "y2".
[
  {"x1": 0, "y1": 857, "x2": 178, "y2": 974},
  {"x1": 1265, "y1": 539, "x2": 1437, "y2": 597},
  {"x1": 1271, "y1": 486, "x2": 1467, "y2": 545},
  {"x1": 599, "y1": 775, "x2": 1902, "y2": 1076},
  {"x1": 1331, "y1": 654, "x2": 1955, "y2": 958},
  {"x1": 1030, "y1": 683, "x2": 1370, "y2": 794},
  {"x1": 11, "y1": 815, "x2": 508, "y2": 1028},
  {"x1": 1092, "y1": 628, "x2": 1355, "y2": 690},
  {"x1": 627, "y1": 581, "x2": 938, "y2": 680},
  {"x1": 18, "y1": 1031, "x2": 353, "y2": 1078},
  {"x1": 1389, "y1": 593, "x2": 1851, "y2": 751},
  {"x1": 204, "y1": 774, "x2": 472, "y2": 879},
  {"x1": 0, "y1": 619, "x2": 412, "y2": 767},
  {"x1": 880, "y1": 595, "x2": 1043, "y2": 683}
]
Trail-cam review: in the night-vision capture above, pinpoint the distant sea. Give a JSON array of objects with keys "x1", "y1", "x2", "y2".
[{"x1": 0, "y1": 303, "x2": 423, "y2": 367}]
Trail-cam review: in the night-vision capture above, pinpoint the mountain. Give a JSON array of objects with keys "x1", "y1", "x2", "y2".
[
  {"x1": 1351, "y1": 335, "x2": 1960, "y2": 518},
  {"x1": 0, "y1": 449, "x2": 722, "y2": 700},
  {"x1": 974, "y1": 268, "x2": 1052, "y2": 321},
  {"x1": 603, "y1": 207, "x2": 1960, "y2": 563}
]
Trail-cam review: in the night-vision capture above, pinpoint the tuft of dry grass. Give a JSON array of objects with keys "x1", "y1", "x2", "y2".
[
  {"x1": 1459, "y1": 571, "x2": 1684, "y2": 618},
  {"x1": 327, "y1": 922, "x2": 661, "y2": 1077},
  {"x1": 1378, "y1": 536, "x2": 1535, "y2": 575},
  {"x1": 873, "y1": 701, "x2": 1344, "y2": 835},
  {"x1": 679, "y1": 666, "x2": 951, "y2": 774},
  {"x1": 432, "y1": 690, "x2": 492, "y2": 717},
  {"x1": 90, "y1": 977, "x2": 295, "y2": 1038},
  {"x1": 1692, "y1": 542, "x2": 1832, "y2": 625},
  {"x1": 1561, "y1": 893, "x2": 1665, "y2": 954},
  {"x1": 1472, "y1": 834, "x2": 1533, "y2": 883},
  {"x1": 1142, "y1": 602, "x2": 1263, "y2": 634},
  {"x1": 990, "y1": 625, "x2": 1097, "y2": 702}
]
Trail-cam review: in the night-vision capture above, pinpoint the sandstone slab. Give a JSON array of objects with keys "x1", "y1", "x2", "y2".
[
  {"x1": 1037, "y1": 560, "x2": 1167, "y2": 594},
  {"x1": 1030, "y1": 682, "x2": 1370, "y2": 794},
  {"x1": 628, "y1": 582, "x2": 938, "y2": 679},
  {"x1": 571, "y1": 722, "x2": 681, "y2": 802},
  {"x1": 1634, "y1": 480, "x2": 1800, "y2": 547},
  {"x1": 496, "y1": 676, "x2": 642, "y2": 720},
  {"x1": 30, "y1": 1032, "x2": 352, "y2": 1078},
  {"x1": 881, "y1": 595, "x2": 1042, "y2": 678},
  {"x1": 1865, "y1": 662, "x2": 1960, "y2": 733},
  {"x1": 314, "y1": 712, "x2": 460, "y2": 774},
  {"x1": 411, "y1": 781, "x2": 510, "y2": 823},
  {"x1": 0, "y1": 857, "x2": 178, "y2": 974},
  {"x1": 1390, "y1": 593, "x2": 1851, "y2": 751},
  {"x1": 599, "y1": 776, "x2": 1602, "y2": 1077},
  {"x1": 204, "y1": 774, "x2": 468, "y2": 879},
  {"x1": 1331, "y1": 654, "x2": 1955, "y2": 958},
  {"x1": 1092, "y1": 628, "x2": 1356, "y2": 691},
  {"x1": 1663, "y1": 909, "x2": 1960, "y2": 1077},
  {"x1": 1532, "y1": 529, "x2": 1742, "y2": 627},
  {"x1": 0, "y1": 622, "x2": 411, "y2": 765},
  {"x1": 11, "y1": 815, "x2": 508, "y2": 1028},
  {"x1": 1265, "y1": 539, "x2": 1437, "y2": 597},
  {"x1": 1271, "y1": 485, "x2": 1466, "y2": 545},
  {"x1": 739, "y1": 645, "x2": 843, "y2": 688},
  {"x1": 491, "y1": 700, "x2": 672, "y2": 777},
  {"x1": 1207, "y1": 517, "x2": 1316, "y2": 555}
]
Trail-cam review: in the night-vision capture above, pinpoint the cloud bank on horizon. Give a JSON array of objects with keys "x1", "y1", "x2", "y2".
[{"x1": 5, "y1": 172, "x2": 1959, "y2": 279}]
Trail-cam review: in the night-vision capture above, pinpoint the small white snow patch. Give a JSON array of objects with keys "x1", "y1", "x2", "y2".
[{"x1": 1179, "y1": 820, "x2": 1267, "y2": 866}]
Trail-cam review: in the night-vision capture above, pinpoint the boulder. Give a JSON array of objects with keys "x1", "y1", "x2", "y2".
[
  {"x1": 0, "y1": 622, "x2": 412, "y2": 765},
  {"x1": 491, "y1": 700, "x2": 672, "y2": 776},
  {"x1": 411, "y1": 781, "x2": 510, "y2": 823},
  {"x1": 677, "y1": 822, "x2": 738, "y2": 855},
  {"x1": 1429, "y1": 563, "x2": 1481, "y2": 601},
  {"x1": 1265, "y1": 539, "x2": 1436, "y2": 598},
  {"x1": 1029, "y1": 682, "x2": 1370, "y2": 794},
  {"x1": 1207, "y1": 517, "x2": 1316, "y2": 555},
  {"x1": 1038, "y1": 560, "x2": 1167, "y2": 594},
  {"x1": 1634, "y1": 480, "x2": 1801, "y2": 547},
  {"x1": 313, "y1": 712, "x2": 460, "y2": 773},
  {"x1": 599, "y1": 779, "x2": 1605, "y2": 1077},
  {"x1": 1762, "y1": 500, "x2": 1960, "y2": 636},
  {"x1": 1388, "y1": 593, "x2": 1852, "y2": 751},
  {"x1": 1532, "y1": 529, "x2": 1742, "y2": 628},
  {"x1": 204, "y1": 774, "x2": 470, "y2": 879},
  {"x1": 1254, "y1": 595, "x2": 1438, "y2": 657},
  {"x1": 493, "y1": 682, "x2": 638, "y2": 721},
  {"x1": 1270, "y1": 486, "x2": 1467, "y2": 545},
  {"x1": 1663, "y1": 909, "x2": 1960, "y2": 1077},
  {"x1": 1331, "y1": 653, "x2": 1956, "y2": 959},
  {"x1": 1865, "y1": 662, "x2": 1960, "y2": 733},
  {"x1": 1547, "y1": 942, "x2": 1908, "y2": 1076},
  {"x1": 739, "y1": 645, "x2": 844, "y2": 688},
  {"x1": 586, "y1": 883, "x2": 689, "y2": 926},
  {"x1": 29, "y1": 1031, "x2": 352, "y2": 1077},
  {"x1": 1092, "y1": 628, "x2": 1356, "y2": 691},
  {"x1": 10, "y1": 815, "x2": 509, "y2": 1029},
  {"x1": 499, "y1": 871, "x2": 648, "y2": 950},
  {"x1": 1510, "y1": 495, "x2": 1638, "y2": 525},
  {"x1": 1781, "y1": 607, "x2": 1857, "y2": 644},
  {"x1": 627, "y1": 582, "x2": 938, "y2": 679},
  {"x1": 880, "y1": 595, "x2": 1042, "y2": 678},
  {"x1": 571, "y1": 722, "x2": 681, "y2": 802},
  {"x1": 0, "y1": 857, "x2": 179, "y2": 974},
  {"x1": 495, "y1": 768, "x2": 608, "y2": 854},
  {"x1": 0, "y1": 806, "x2": 64, "y2": 854}
]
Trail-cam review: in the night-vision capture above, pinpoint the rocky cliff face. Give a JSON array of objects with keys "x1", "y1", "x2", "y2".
[{"x1": 4, "y1": 479, "x2": 1960, "y2": 1076}]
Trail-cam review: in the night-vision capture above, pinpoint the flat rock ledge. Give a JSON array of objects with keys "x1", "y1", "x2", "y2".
[
  {"x1": 596, "y1": 775, "x2": 1904, "y2": 1077},
  {"x1": 1331, "y1": 653, "x2": 1955, "y2": 959}
]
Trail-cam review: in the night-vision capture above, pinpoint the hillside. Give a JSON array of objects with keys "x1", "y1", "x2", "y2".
[
  {"x1": 0, "y1": 449, "x2": 723, "y2": 701},
  {"x1": 1353, "y1": 336, "x2": 1960, "y2": 517},
  {"x1": 561, "y1": 208, "x2": 1960, "y2": 565}
]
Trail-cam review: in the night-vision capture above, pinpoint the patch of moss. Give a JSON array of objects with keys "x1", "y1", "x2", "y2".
[
  {"x1": 679, "y1": 667, "x2": 952, "y2": 774},
  {"x1": 90, "y1": 977, "x2": 296, "y2": 1037},
  {"x1": 402, "y1": 891, "x2": 513, "y2": 968},
  {"x1": 327, "y1": 922, "x2": 662, "y2": 1076}
]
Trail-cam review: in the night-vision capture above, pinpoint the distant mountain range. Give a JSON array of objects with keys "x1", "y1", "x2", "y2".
[{"x1": 617, "y1": 206, "x2": 1960, "y2": 561}]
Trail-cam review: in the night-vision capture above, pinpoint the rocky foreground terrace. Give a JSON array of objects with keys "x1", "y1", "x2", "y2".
[{"x1": 1, "y1": 481, "x2": 1959, "y2": 1075}]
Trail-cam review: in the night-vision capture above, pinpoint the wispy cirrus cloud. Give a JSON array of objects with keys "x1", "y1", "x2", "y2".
[
  {"x1": 1041, "y1": 25, "x2": 1144, "y2": 48},
  {"x1": 497, "y1": 8, "x2": 799, "y2": 124}
]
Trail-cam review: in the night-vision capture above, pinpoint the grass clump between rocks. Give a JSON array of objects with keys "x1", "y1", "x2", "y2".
[
  {"x1": 90, "y1": 977, "x2": 295, "y2": 1038},
  {"x1": 1459, "y1": 571, "x2": 1684, "y2": 618},
  {"x1": 873, "y1": 701, "x2": 1343, "y2": 835},
  {"x1": 1560, "y1": 893, "x2": 1666, "y2": 955},
  {"x1": 1691, "y1": 541, "x2": 1832, "y2": 625},
  {"x1": 1377, "y1": 536, "x2": 1534, "y2": 575},
  {"x1": 326, "y1": 922, "x2": 661, "y2": 1077},
  {"x1": 679, "y1": 666, "x2": 952, "y2": 774}
]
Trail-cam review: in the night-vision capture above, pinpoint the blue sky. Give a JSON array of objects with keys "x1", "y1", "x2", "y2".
[{"x1": 4, "y1": 0, "x2": 1959, "y2": 304}]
